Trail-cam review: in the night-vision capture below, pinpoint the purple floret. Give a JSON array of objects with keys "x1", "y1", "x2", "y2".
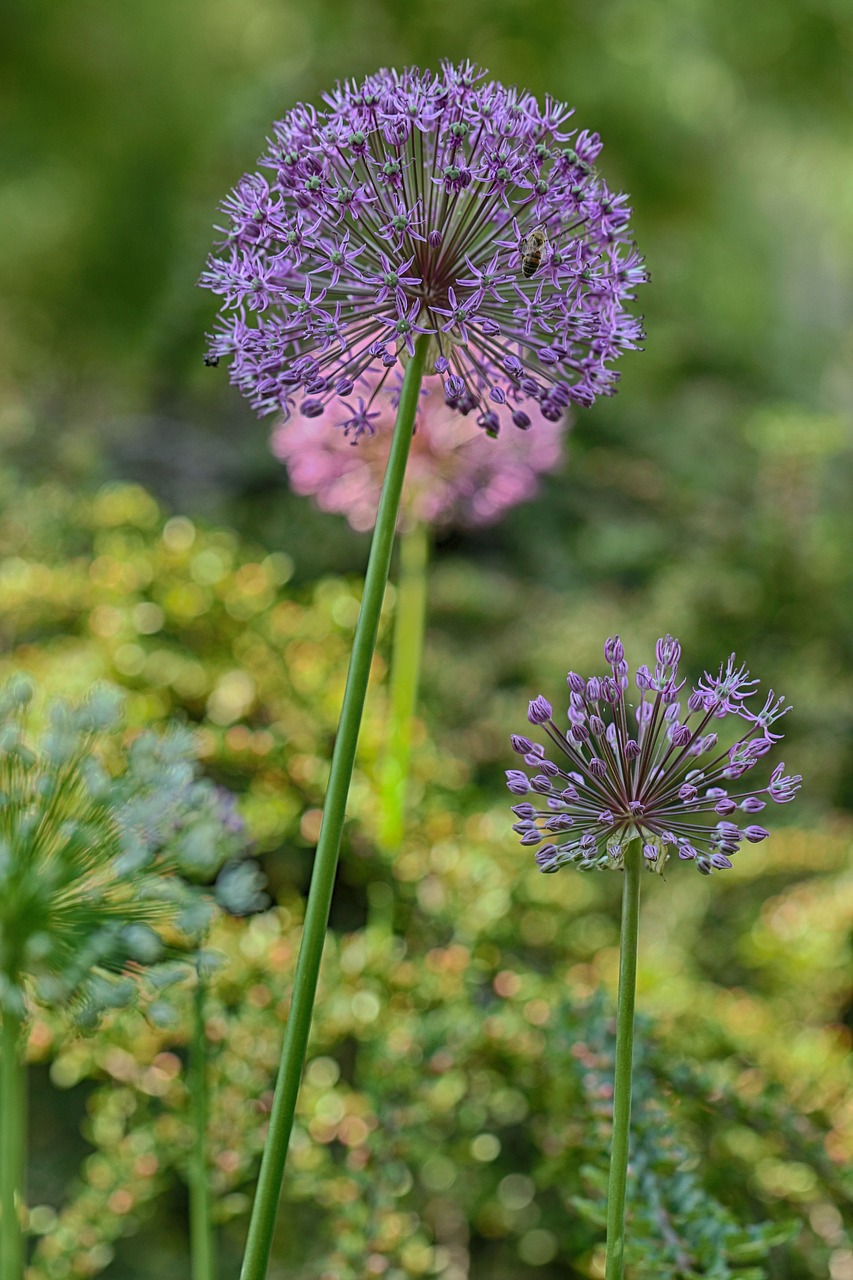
[{"x1": 201, "y1": 61, "x2": 646, "y2": 437}]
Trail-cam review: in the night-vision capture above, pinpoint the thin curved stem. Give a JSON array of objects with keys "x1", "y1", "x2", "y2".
[
  {"x1": 239, "y1": 333, "x2": 429, "y2": 1280},
  {"x1": 189, "y1": 975, "x2": 215, "y2": 1280},
  {"x1": 605, "y1": 841, "x2": 642, "y2": 1280},
  {"x1": 0, "y1": 1006, "x2": 26, "y2": 1280},
  {"x1": 378, "y1": 518, "x2": 430, "y2": 853}
]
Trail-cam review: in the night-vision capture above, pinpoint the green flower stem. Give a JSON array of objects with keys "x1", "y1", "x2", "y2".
[
  {"x1": 189, "y1": 974, "x2": 215, "y2": 1280},
  {"x1": 605, "y1": 841, "x2": 642, "y2": 1280},
  {"x1": 0, "y1": 1006, "x2": 26, "y2": 1280},
  {"x1": 378, "y1": 518, "x2": 430, "y2": 852},
  {"x1": 239, "y1": 334, "x2": 429, "y2": 1280}
]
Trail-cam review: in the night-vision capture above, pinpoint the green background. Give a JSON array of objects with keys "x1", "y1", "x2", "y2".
[
  {"x1": 3, "y1": 0, "x2": 852, "y2": 798},
  {"x1": 2, "y1": 1, "x2": 853, "y2": 1276}
]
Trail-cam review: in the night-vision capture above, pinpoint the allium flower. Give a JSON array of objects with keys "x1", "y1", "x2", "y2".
[
  {"x1": 508, "y1": 636, "x2": 801, "y2": 876},
  {"x1": 201, "y1": 61, "x2": 646, "y2": 436},
  {"x1": 271, "y1": 369, "x2": 567, "y2": 531}
]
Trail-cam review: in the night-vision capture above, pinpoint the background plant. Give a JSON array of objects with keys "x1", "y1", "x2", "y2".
[
  {"x1": 0, "y1": 479, "x2": 848, "y2": 1277},
  {"x1": 273, "y1": 371, "x2": 569, "y2": 852},
  {"x1": 24, "y1": 874, "x2": 852, "y2": 1280},
  {"x1": 0, "y1": 677, "x2": 251, "y2": 1277}
]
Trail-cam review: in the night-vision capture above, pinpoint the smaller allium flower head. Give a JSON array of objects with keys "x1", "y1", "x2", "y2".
[
  {"x1": 271, "y1": 370, "x2": 567, "y2": 531},
  {"x1": 201, "y1": 61, "x2": 646, "y2": 436},
  {"x1": 508, "y1": 636, "x2": 801, "y2": 876}
]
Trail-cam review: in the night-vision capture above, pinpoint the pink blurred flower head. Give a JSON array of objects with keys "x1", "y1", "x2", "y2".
[{"x1": 271, "y1": 372, "x2": 569, "y2": 532}]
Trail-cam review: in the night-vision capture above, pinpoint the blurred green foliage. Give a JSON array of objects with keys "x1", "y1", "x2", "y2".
[
  {"x1": 25, "y1": 912, "x2": 828, "y2": 1280},
  {"x1": 3, "y1": 2, "x2": 853, "y2": 1276},
  {"x1": 0, "y1": 480, "x2": 848, "y2": 1278}
]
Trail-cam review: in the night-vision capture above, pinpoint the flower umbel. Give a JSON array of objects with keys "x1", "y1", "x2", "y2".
[
  {"x1": 201, "y1": 61, "x2": 646, "y2": 436},
  {"x1": 272, "y1": 369, "x2": 567, "y2": 531},
  {"x1": 508, "y1": 636, "x2": 801, "y2": 875}
]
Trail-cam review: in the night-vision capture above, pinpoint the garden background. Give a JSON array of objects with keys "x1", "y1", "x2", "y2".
[{"x1": 2, "y1": 1, "x2": 852, "y2": 1277}]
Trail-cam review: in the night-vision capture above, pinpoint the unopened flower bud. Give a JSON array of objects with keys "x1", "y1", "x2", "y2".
[
  {"x1": 527, "y1": 696, "x2": 552, "y2": 725},
  {"x1": 604, "y1": 636, "x2": 624, "y2": 665},
  {"x1": 535, "y1": 845, "x2": 560, "y2": 872}
]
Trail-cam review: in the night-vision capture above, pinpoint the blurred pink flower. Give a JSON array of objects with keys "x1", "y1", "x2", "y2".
[{"x1": 271, "y1": 375, "x2": 569, "y2": 533}]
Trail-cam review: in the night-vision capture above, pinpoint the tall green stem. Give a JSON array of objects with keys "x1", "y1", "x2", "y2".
[
  {"x1": 605, "y1": 842, "x2": 642, "y2": 1280},
  {"x1": 189, "y1": 975, "x2": 215, "y2": 1280},
  {"x1": 239, "y1": 334, "x2": 429, "y2": 1280},
  {"x1": 0, "y1": 1006, "x2": 26, "y2": 1280},
  {"x1": 378, "y1": 519, "x2": 429, "y2": 852}
]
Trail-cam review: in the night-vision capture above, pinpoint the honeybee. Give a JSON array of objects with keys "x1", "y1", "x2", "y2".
[{"x1": 519, "y1": 224, "x2": 549, "y2": 278}]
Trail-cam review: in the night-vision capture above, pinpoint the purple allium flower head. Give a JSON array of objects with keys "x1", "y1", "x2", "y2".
[
  {"x1": 201, "y1": 62, "x2": 646, "y2": 436},
  {"x1": 507, "y1": 636, "x2": 801, "y2": 876},
  {"x1": 271, "y1": 369, "x2": 567, "y2": 531}
]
